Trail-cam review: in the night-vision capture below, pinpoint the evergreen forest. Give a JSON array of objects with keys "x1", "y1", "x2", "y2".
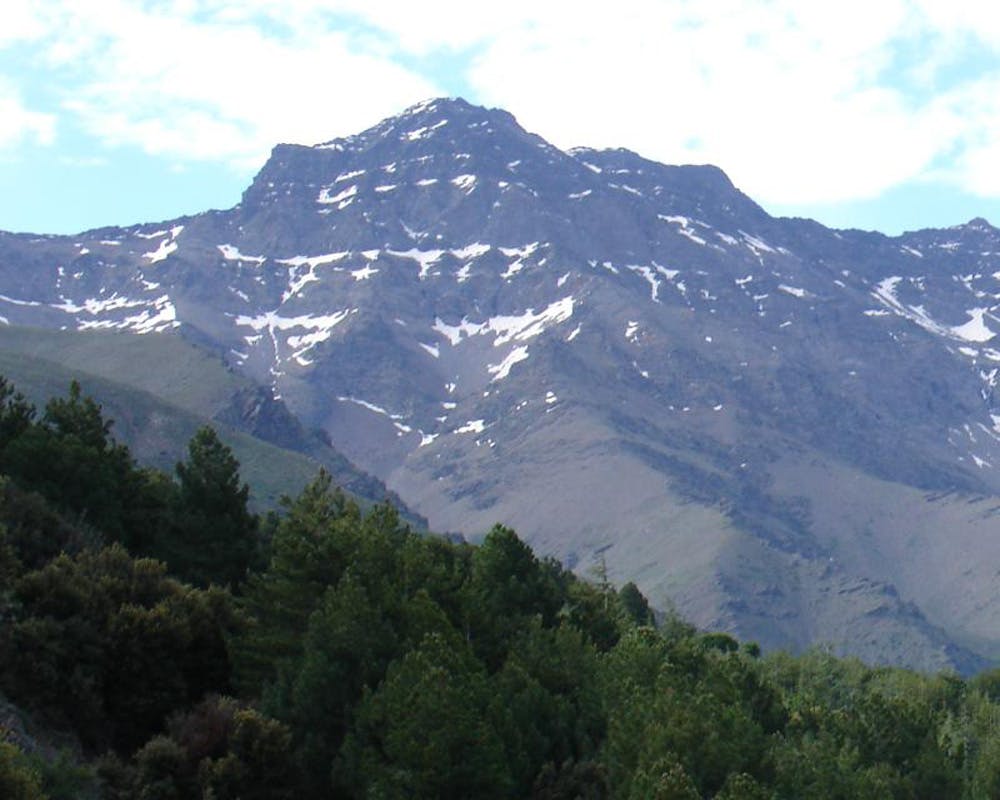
[{"x1": 5, "y1": 377, "x2": 1000, "y2": 799}]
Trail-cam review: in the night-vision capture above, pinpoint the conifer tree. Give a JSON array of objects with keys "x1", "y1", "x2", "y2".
[{"x1": 170, "y1": 426, "x2": 258, "y2": 587}]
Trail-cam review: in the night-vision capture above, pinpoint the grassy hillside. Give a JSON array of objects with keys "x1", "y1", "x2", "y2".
[
  {"x1": 0, "y1": 326, "x2": 251, "y2": 416},
  {"x1": 0, "y1": 346, "x2": 330, "y2": 510},
  {"x1": 0, "y1": 327, "x2": 422, "y2": 520}
]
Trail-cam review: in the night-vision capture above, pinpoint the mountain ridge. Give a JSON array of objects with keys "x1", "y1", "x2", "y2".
[{"x1": 2, "y1": 96, "x2": 1000, "y2": 671}]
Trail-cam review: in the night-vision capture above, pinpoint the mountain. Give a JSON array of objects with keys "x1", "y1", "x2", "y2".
[{"x1": 3, "y1": 97, "x2": 1000, "y2": 671}]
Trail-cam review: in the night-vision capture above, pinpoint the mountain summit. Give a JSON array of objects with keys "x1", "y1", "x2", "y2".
[{"x1": 2, "y1": 97, "x2": 1000, "y2": 671}]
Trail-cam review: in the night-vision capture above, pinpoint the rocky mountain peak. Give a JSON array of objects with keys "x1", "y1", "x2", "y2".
[
  {"x1": 311, "y1": 97, "x2": 533, "y2": 157},
  {"x1": 965, "y1": 216, "x2": 995, "y2": 231},
  {"x1": 4, "y1": 99, "x2": 1000, "y2": 672}
]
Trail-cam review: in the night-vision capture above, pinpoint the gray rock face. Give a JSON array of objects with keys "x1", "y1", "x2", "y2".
[{"x1": 4, "y1": 97, "x2": 1000, "y2": 671}]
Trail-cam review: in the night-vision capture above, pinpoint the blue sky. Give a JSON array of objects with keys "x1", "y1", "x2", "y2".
[{"x1": 4, "y1": 1, "x2": 1000, "y2": 236}]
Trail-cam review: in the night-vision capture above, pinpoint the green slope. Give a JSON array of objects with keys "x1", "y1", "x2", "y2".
[
  {"x1": 0, "y1": 347, "x2": 325, "y2": 509},
  {"x1": 0, "y1": 326, "x2": 252, "y2": 416},
  {"x1": 0, "y1": 326, "x2": 424, "y2": 522},
  {"x1": 0, "y1": 326, "x2": 421, "y2": 519}
]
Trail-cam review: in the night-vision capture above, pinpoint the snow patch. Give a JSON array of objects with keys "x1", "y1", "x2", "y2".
[
  {"x1": 218, "y1": 244, "x2": 266, "y2": 264},
  {"x1": 739, "y1": 231, "x2": 777, "y2": 255},
  {"x1": 873, "y1": 277, "x2": 997, "y2": 343},
  {"x1": 334, "y1": 169, "x2": 365, "y2": 183},
  {"x1": 351, "y1": 265, "x2": 379, "y2": 281},
  {"x1": 501, "y1": 260, "x2": 524, "y2": 279},
  {"x1": 55, "y1": 293, "x2": 178, "y2": 334},
  {"x1": 236, "y1": 308, "x2": 356, "y2": 363},
  {"x1": 499, "y1": 242, "x2": 540, "y2": 259},
  {"x1": 0, "y1": 294, "x2": 42, "y2": 307},
  {"x1": 277, "y1": 252, "x2": 349, "y2": 269},
  {"x1": 455, "y1": 419, "x2": 486, "y2": 434},
  {"x1": 54, "y1": 295, "x2": 144, "y2": 314},
  {"x1": 388, "y1": 247, "x2": 445, "y2": 279},
  {"x1": 390, "y1": 242, "x2": 491, "y2": 280},
  {"x1": 433, "y1": 296, "x2": 575, "y2": 347},
  {"x1": 404, "y1": 119, "x2": 448, "y2": 141},
  {"x1": 953, "y1": 308, "x2": 996, "y2": 343},
  {"x1": 278, "y1": 253, "x2": 350, "y2": 301},
  {"x1": 142, "y1": 237, "x2": 178, "y2": 264},
  {"x1": 451, "y1": 174, "x2": 477, "y2": 192},
  {"x1": 626, "y1": 263, "x2": 677, "y2": 302},
  {"x1": 490, "y1": 297, "x2": 575, "y2": 345},
  {"x1": 778, "y1": 284, "x2": 811, "y2": 298},
  {"x1": 489, "y1": 346, "x2": 530, "y2": 381},
  {"x1": 453, "y1": 242, "x2": 491, "y2": 260},
  {"x1": 337, "y1": 395, "x2": 413, "y2": 428},
  {"x1": 317, "y1": 184, "x2": 357, "y2": 205}
]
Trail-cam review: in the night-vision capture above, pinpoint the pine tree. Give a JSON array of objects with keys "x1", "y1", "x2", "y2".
[{"x1": 169, "y1": 426, "x2": 257, "y2": 587}]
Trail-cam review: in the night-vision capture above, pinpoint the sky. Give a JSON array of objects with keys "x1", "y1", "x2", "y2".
[{"x1": 5, "y1": 1, "x2": 1000, "y2": 236}]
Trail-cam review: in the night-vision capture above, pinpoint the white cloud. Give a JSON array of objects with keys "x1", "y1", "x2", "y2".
[
  {"x1": 24, "y1": 0, "x2": 439, "y2": 168},
  {"x1": 459, "y1": 1, "x2": 979, "y2": 205},
  {"x1": 935, "y1": 75, "x2": 1000, "y2": 197},
  {"x1": 0, "y1": 0, "x2": 51, "y2": 48},
  {"x1": 0, "y1": 79, "x2": 56, "y2": 149}
]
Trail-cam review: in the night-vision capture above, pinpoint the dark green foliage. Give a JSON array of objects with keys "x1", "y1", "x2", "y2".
[
  {"x1": 27, "y1": 749, "x2": 98, "y2": 800},
  {"x1": 626, "y1": 753, "x2": 700, "y2": 800},
  {"x1": 131, "y1": 735, "x2": 195, "y2": 799},
  {"x1": 494, "y1": 620, "x2": 605, "y2": 793},
  {"x1": 0, "y1": 545, "x2": 233, "y2": 753},
  {"x1": 168, "y1": 426, "x2": 258, "y2": 587},
  {"x1": 93, "y1": 697, "x2": 295, "y2": 800},
  {"x1": 715, "y1": 772, "x2": 772, "y2": 800},
  {"x1": 233, "y1": 470, "x2": 365, "y2": 695},
  {"x1": 7, "y1": 376, "x2": 1000, "y2": 799},
  {"x1": 0, "y1": 381, "x2": 139, "y2": 545},
  {"x1": 0, "y1": 740, "x2": 48, "y2": 800},
  {"x1": 700, "y1": 631, "x2": 740, "y2": 653},
  {"x1": 0, "y1": 478, "x2": 95, "y2": 571},
  {"x1": 531, "y1": 759, "x2": 609, "y2": 799},
  {"x1": 618, "y1": 581, "x2": 654, "y2": 626},
  {"x1": 466, "y1": 525, "x2": 568, "y2": 666},
  {"x1": 283, "y1": 573, "x2": 398, "y2": 790},
  {"x1": 0, "y1": 380, "x2": 264, "y2": 573},
  {"x1": 340, "y1": 633, "x2": 513, "y2": 799},
  {"x1": 0, "y1": 376, "x2": 35, "y2": 450},
  {"x1": 198, "y1": 707, "x2": 295, "y2": 800}
]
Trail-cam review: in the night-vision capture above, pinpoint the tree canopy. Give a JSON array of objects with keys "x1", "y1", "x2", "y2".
[{"x1": 1, "y1": 375, "x2": 999, "y2": 800}]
